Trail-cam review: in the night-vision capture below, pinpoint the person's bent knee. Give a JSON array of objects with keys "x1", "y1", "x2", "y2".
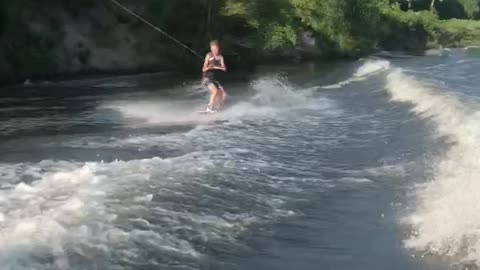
[{"x1": 208, "y1": 85, "x2": 217, "y2": 92}]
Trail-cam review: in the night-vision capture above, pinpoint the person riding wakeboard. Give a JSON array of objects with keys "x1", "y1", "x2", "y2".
[{"x1": 202, "y1": 40, "x2": 226, "y2": 113}]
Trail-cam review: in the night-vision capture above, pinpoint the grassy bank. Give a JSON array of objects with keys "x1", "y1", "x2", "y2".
[
  {"x1": 381, "y1": 6, "x2": 480, "y2": 50},
  {"x1": 434, "y1": 19, "x2": 480, "y2": 47}
]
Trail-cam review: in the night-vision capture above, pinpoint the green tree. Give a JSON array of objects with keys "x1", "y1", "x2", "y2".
[
  {"x1": 290, "y1": 0, "x2": 383, "y2": 54},
  {"x1": 222, "y1": 0, "x2": 297, "y2": 50}
]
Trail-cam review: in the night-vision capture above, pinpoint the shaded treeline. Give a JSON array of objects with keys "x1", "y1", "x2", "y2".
[{"x1": 0, "y1": 0, "x2": 479, "y2": 85}]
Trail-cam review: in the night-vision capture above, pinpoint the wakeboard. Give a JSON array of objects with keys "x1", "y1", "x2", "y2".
[
  {"x1": 197, "y1": 110, "x2": 219, "y2": 115},
  {"x1": 195, "y1": 110, "x2": 228, "y2": 124}
]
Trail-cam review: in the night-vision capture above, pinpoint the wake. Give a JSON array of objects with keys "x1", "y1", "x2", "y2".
[
  {"x1": 102, "y1": 75, "x2": 324, "y2": 126},
  {"x1": 321, "y1": 59, "x2": 390, "y2": 89},
  {"x1": 386, "y1": 69, "x2": 480, "y2": 266}
]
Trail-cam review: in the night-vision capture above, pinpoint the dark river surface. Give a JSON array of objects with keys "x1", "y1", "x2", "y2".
[{"x1": 1, "y1": 47, "x2": 479, "y2": 270}]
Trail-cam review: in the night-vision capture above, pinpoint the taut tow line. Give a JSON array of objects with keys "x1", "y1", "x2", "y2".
[{"x1": 108, "y1": 0, "x2": 204, "y2": 60}]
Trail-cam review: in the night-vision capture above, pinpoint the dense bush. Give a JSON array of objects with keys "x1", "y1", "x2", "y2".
[
  {"x1": 396, "y1": 0, "x2": 480, "y2": 19},
  {"x1": 380, "y1": 4, "x2": 480, "y2": 48}
]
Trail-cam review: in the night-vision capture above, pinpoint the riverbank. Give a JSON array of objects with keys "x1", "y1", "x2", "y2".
[
  {"x1": 0, "y1": 0, "x2": 479, "y2": 86},
  {"x1": 380, "y1": 7, "x2": 480, "y2": 50}
]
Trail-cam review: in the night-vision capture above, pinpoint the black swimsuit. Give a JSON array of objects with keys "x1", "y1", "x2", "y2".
[{"x1": 203, "y1": 53, "x2": 224, "y2": 88}]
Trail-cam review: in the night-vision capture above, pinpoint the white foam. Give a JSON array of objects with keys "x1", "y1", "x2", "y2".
[
  {"x1": 339, "y1": 177, "x2": 373, "y2": 184},
  {"x1": 0, "y1": 166, "x2": 103, "y2": 269},
  {"x1": 101, "y1": 99, "x2": 223, "y2": 126},
  {"x1": 0, "y1": 149, "x2": 295, "y2": 269},
  {"x1": 223, "y1": 76, "x2": 310, "y2": 119},
  {"x1": 93, "y1": 81, "x2": 136, "y2": 88},
  {"x1": 423, "y1": 63, "x2": 447, "y2": 70},
  {"x1": 425, "y1": 48, "x2": 450, "y2": 56},
  {"x1": 103, "y1": 76, "x2": 319, "y2": 124},
  {"x1": 321, "y1": 59, "x2": 390, "y2": 89},
  {"x1": 53, "y1": 133, "x2": 188, "y2": 151},
  {"x1": 0, "y1": 157, "x2": 216, "y2": 269},
  {"x1": 363, "y1": 164, "x2": 408, "y2": 178},
  {"x1": 386, "y1": 70, "x2": 480, "y2": 266},
  {"x1": 133, "y1": 194, "x2": 153, "y2": 202},
  {"x1": 354, "y1": 59, "x2": 391, "y2": 77},
  {"x1": 464, "y1": 46, "x2": 480, "y2": 50}
]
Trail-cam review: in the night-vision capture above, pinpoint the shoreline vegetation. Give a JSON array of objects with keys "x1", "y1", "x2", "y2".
[{"x1": 0, "y1": 0, "x2": 479, "y2": 86}]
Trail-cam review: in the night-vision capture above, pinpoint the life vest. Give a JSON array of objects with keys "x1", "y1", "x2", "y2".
[{"x1": 207, "y1": 53, "x2": 223, "y2": 68}]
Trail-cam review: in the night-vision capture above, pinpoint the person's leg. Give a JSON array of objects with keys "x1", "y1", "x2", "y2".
[
  {"x1": 208, "y1": 83, "x2": 218, "y2": 111},
  {"x1": 217, "y1": 86, "x2": 226, "y2": 111}
]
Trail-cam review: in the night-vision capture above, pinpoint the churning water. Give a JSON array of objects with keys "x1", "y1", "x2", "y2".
[{"x1": 1, "y1": 47, "x2": 480, "y2": 270}]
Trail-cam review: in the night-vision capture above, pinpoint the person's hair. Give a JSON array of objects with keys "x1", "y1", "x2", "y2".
[{"x1": 210, "y1": 40, "x2": 219, "y2": 47}]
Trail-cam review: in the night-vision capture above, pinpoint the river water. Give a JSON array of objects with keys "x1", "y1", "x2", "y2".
[{"x1": 0, "y1": 47, "x2": 479, "y2": 270}]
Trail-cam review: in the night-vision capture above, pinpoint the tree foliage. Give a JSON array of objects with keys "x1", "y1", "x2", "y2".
[
  {"x1": 222, "y1": 0, "x2": 297, "y2": 49},
  {"x1": 0, "y1": 0, "x2": 479, "y2": 84},
  {"x1": 221, "y1": 0, "x2": 385, "y2": 55},
  {"x1": 396, "y1": 0, "x2": 480, "y2": 19}
]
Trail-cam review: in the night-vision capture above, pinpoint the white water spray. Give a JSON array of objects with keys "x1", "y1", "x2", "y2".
[{"x1": 386, "y1": 69, "x2": 480, "y2": 266}]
